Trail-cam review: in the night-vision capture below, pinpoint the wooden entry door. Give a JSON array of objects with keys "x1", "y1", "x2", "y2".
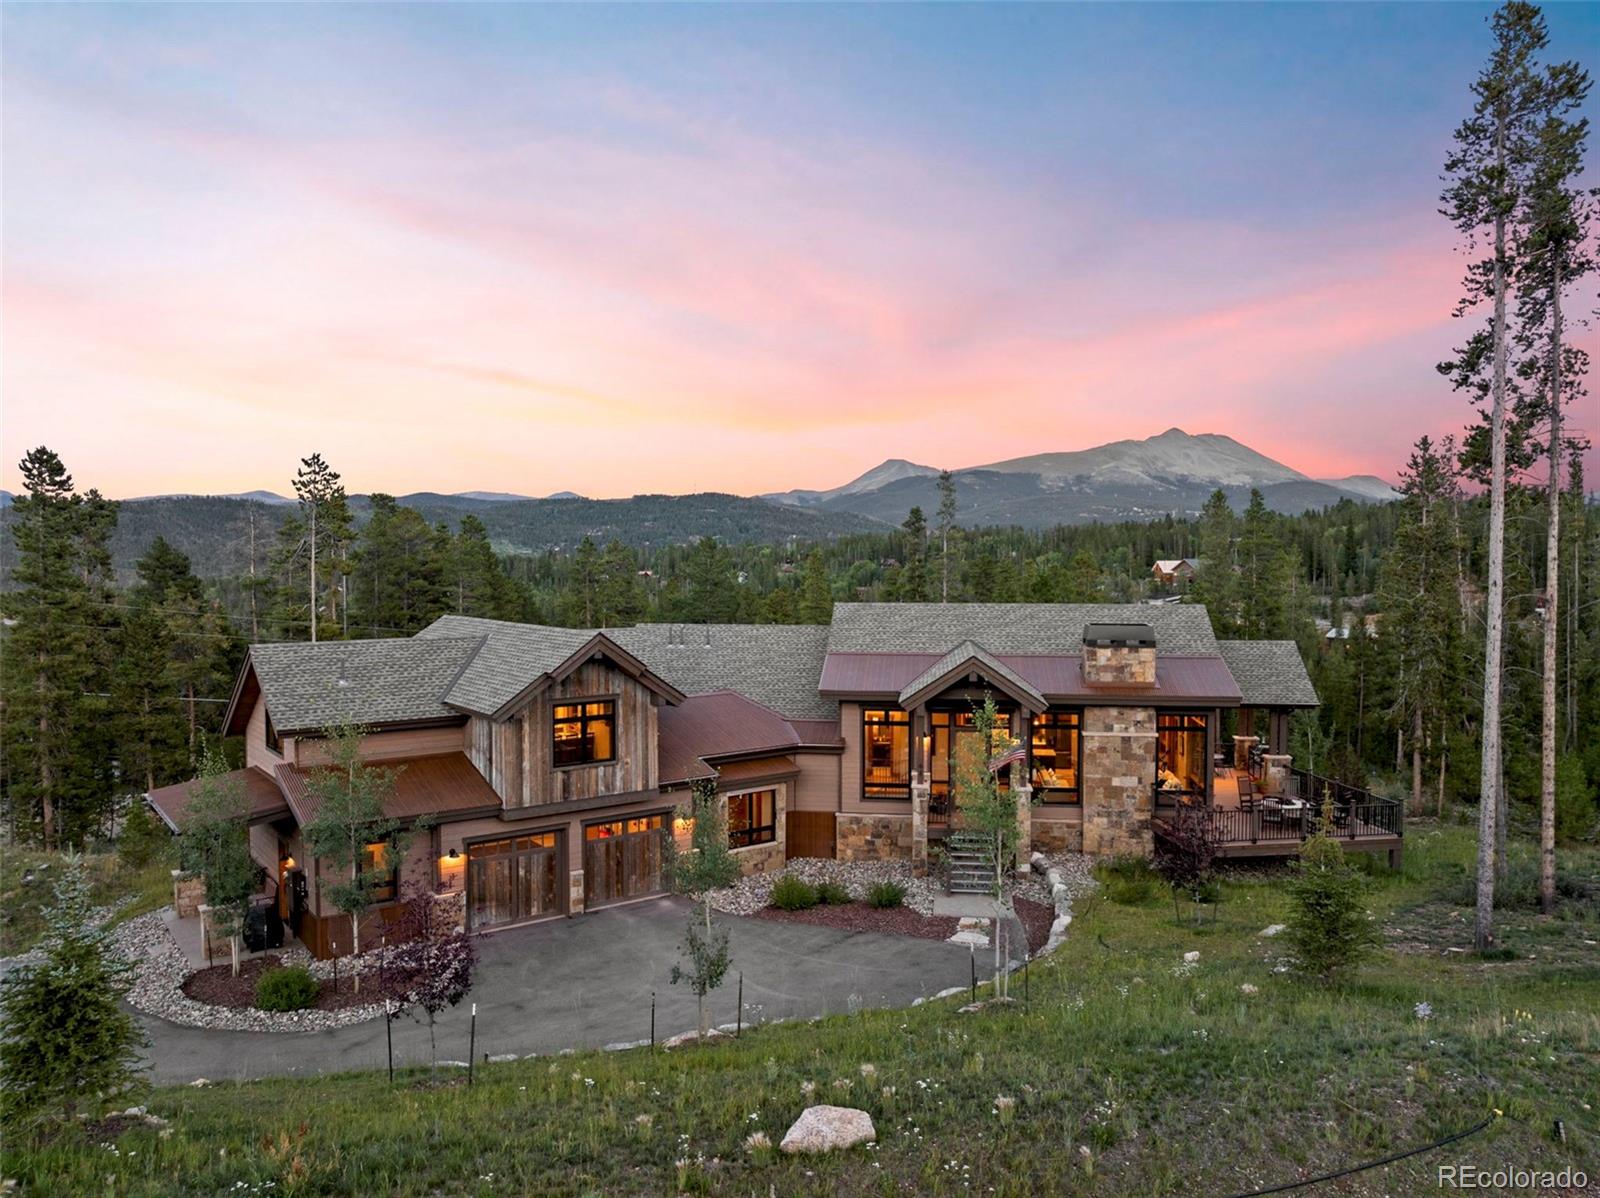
[
  {"x1": 467, "y1": 832, "x2": 562, "y2": 930},
  {"x1": 785, "y1": 811, "x2": 835, "y2": 859},
  {"x1": 584, "y1": 815, "x2": 667, "y2": 908}
]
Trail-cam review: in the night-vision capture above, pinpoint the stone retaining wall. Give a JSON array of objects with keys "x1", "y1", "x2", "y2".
[
  {"x1": 1030, "y1": 817, "x2": 1084, "y2": 854},
  {"x1": 835, "y1": 814, "x2": 913, "y2": 861}
]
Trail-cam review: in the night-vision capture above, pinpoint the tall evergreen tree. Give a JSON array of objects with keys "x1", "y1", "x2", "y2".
[
  {"x1": 1, "y1": 449, "x2": 118, "y2": 848},
  {"x1": 594, "y1": 540, "x2": 646, "y2": 626},
  {"x1": 1512, "y1": 43, "x2": 1593, "y2": 913},
  {"x1": 936, "y1": 470, "x2": 958, "y2": 603},
  {"x1": 1190, "y1": 489, "x2": 1238, "y2": 634},
  {"x1": 1236, "y1": 490, "x2": 1294, "y2": 639},
  {"x1": 898, "y1": 506, "x2": 930, "y2": 602},
  {"x1": 291, "y1": 453, "x2": 348, "y2": 642},
  {"x1": 797, "y1": 549, "x2": 834, "y2": 624},
  {"x1": 677, "y1": 537, "x2": 739, "y2": 623},
  {"x1": 450, "y1": 515, "x2": 522, "y2": 619},
  {"x1": 349, "y1": 495, "x2": 447, "y2": 635},
  {"x1": 1377, "y1": 437, "x2": 1468, "y2": 813},
  {"x1": 1439, "y1": 1, "x2": 1549, "y2": 950}
]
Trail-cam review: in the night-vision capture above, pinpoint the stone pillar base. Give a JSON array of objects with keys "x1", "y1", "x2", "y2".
[
  {"x1": 568, "y1": 869, "x2": 585, "y2": 915},
  {"x1": 1262, "y1": 754, "x2": 1291, "y2": 795},
  {"x1": 911, "y1": 778, "x2": 929, "y2": 878},
  {"x1": 1232, "y1": 735, "x2": 1259, "y2": 772}
]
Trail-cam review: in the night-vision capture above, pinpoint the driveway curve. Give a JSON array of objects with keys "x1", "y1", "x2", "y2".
[{"x1": 138, "y1": 896, "x2": 997, "y2": 1085}]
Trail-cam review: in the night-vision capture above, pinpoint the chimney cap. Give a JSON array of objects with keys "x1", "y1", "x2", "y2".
[{"x1": 1082, "y1": 622, "x2": 1157, "y2": 649}]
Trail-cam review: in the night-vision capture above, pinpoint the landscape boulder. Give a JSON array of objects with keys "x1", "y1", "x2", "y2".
[{"x1": 779, "y1": 1105, "x2": 876, "y2": 1154}]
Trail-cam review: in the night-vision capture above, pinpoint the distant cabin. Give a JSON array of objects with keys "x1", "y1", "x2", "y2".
[{"x1": 1151, "y1": 558, "x2": 1199, "y2": 585}]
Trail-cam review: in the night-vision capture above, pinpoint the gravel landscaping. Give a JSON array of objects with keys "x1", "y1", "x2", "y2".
[
  {"x1": 710, "y1": 858, "x2": 940, "y2": 917},
  {"x1": 181, "y1": 954, "x2": 409, "y2": 1013},
  {"x1": 112, "y1": 911, "x2": 390, "y2": 1033}
]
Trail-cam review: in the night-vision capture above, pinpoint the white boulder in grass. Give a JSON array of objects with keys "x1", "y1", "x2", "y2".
[{"x1": 779, "y1": 1105, "x2": 877, "y2": 1154}]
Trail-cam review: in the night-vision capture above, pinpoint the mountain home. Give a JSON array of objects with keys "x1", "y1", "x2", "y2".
[{"x1": 148, "y1": 604, "x2": 1400, "y2": 957}]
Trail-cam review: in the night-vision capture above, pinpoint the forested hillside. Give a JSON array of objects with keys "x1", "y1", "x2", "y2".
[{"x1": 1, "y1": 442, "x2": 1596, "y2": 855}]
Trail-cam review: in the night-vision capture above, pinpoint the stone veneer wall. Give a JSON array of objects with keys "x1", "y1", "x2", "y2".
[
  {"x1": 173, "y1": 875, "x2": 206, "y2": 919},
  {"x1": 1082, "y1": 645, "x2": 1157, "y2": 685},
  {"x1": 733, "y1": 843, "x2": 786, "y2": 876},
  {"x1": 1031, "y1": 817, "x2": 1084, "y2": 854},
  {"x1": 835, "y1": 813, "x2": 914, "y2": 861},
  {"x1": 1081, "y1": 706, "x2": 1157, "y2": 857}
]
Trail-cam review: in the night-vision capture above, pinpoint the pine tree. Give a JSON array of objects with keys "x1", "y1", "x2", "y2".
[
  {"x1": 1, "y1": 449, "x2": 118, "y2": 848},
  {"x1": 1512, "y1": 43, "x2": 1593, "y2": 913},
  {"x1": 350, "y1": 495, "x2": 448, "y2": 635},
  {"x1": 797, "y1": 549, "x2": 834, "y2": 623},
  {"x1": 1236, "y1": 490, "x2": 1293, "y2": 639},
  {"x1": 1377, "y1": 437, "x2": 1467, "y2": 813},
  {"x1": 0, "y1": 860, "x2": 147, "y2": 1126},
  {"x1": 595, "y1": 540, "x2": 646, "y2": 626},
  {"x1": 936, "y1": 471, "x2": 958, "y2": 603},
  {"x1": 1190, "y1": 489, "x2": 1238, "y2": 634},
  {"x1": 291, "y1": 453, "x2": 348, "y2": 642},
  {"x1": 1440, "y1": 1, "x2": 1549, "y2": 950},
  {"x1": 568, "y1": 537, "x2": 602, "y2": 626},
  {"x1": 898, "y1": 506, "x2": 930, "y2": 602},
  {"x1": 450, "y1": 515, "x2": 522, "y2": 620},
  {"x1": 1062, "y1": 548, "x2": 1103, "y2": 603},
  {"x1": 677, "y1": 537, "x2": 739, "y2": 623}
]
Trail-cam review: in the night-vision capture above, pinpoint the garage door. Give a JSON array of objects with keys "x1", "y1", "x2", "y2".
[
  {"x1": 467, "y1": 832, "x2": 562, "y2": 930},
  {"x1": 584, "y1": 814, "x2": 667, "y2": 908}
]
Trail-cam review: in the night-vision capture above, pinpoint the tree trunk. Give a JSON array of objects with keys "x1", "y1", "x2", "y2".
[
  {"x1": 1539, "y1": 263, "x2": 1563, "y2": 914},
  {"x1": 248, "y1": 504, "x2": 259, "y2": 641},
  {"x1": 1438, "y1": 745, "x2": 1447, "y2": 819},
  {"x1": 231, "y1": 933, "x2": 241, "y2": 979},
  {"x1": 1411, "y1": 707, "x2": 1423, "y2": 810},
  {"x1": 309, "y1": 504, "x2": 318, "y2": 643},
  {"x1": 1474, "y1": 119, "x2": 1509, "y2": 952}
]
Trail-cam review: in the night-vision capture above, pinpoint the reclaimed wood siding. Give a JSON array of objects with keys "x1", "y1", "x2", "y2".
[
  {"x1": 294, "y1": 724, "x2": 466, "y2": 766},
  {"x1": 503, "y1": 663, "x2": 659, "y2": 810}
]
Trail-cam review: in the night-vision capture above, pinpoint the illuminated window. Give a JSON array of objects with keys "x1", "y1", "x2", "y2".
[
  {"x1": 728, "y1": 789, "x2": 777, "y2": 848},
  {"x1": 359, "y1": 838, "x2": 398, "y2": 903},
  {"x1": 553, "y1": 699, "x2": 616, "y2": 767},
  {"x1": 1156, "y1": 712, "x2": 1209, "y2": 801},
  {"x1": 862, "y1": 708, "x2": 910, "y2": 799},
  {"x1": 1030, "y1": 711, "x2": 1081, "y2": 804}
]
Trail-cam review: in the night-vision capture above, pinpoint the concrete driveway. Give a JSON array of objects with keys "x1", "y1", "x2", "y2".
[{"x1": 138, "y1": 897, "x2": 995, "y2": 1085}]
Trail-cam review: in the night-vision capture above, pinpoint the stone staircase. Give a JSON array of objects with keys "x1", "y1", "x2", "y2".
[{"x1": 944, "y1": 831, "x2": 996, "y2": 895}]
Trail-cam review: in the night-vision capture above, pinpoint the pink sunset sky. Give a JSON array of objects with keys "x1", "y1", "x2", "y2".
[{"x1": 3, "y1": 4, "x2": 1596, "y2": 501}]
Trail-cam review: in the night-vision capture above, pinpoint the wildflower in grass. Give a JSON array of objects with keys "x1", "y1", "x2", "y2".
[
  {"x1": 1183, "y1": 951, "x2": 1200, "y2": 963},
  {"x1": 633, "y1": 1113, "x2": 653, "y2": 1134},
  {"x1": 1240, "y1": 983, "x2": 1259, "y2": 996},
  {"x1": 993, "y1": 1095, "x2": 1016, "y2": 1122},
  {"x1": 1414, "y1": 1001, "x2": 1433, "y2": 1021},
  {"x1": 832, "y1": 1077, "x2": 853, "y2": 1091},
  {"x1": 800, "y1": 1080, "x2": 816, "y2": 1098},
  {"x1": 744, "y1": 1131, "x2": 771, "y2": 1154},
  {"x1": 859, "y1": 1063, "x2": 877, "y2": 1080},
  {"x1": 881, "y1": 1085, "x2": 896, "y2": 1099}
]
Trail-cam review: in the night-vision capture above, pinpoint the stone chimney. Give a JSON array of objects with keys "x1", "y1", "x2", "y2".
[{"x1": 1081, "y1": 623, "x2": 1157, "y2": 685}]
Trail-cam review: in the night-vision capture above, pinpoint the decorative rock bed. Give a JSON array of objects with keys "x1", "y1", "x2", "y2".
[
  {"x1": 709, "y1": 857, "x2": 940, "y2": 917},
  {"x1": 111, "y1": 911, "x2": 389, "y2": 1033}
]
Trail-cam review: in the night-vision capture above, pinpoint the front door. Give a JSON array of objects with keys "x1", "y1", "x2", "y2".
[
  {"x1": 584, "y1": 814, "x2": 668, "y2": 908},
  {"x1": 467, "y1": 832, "x2": 563, "y2": 930},
  {"x1": 930, "y1": 709, "x2": 1013, "y2": 828}
]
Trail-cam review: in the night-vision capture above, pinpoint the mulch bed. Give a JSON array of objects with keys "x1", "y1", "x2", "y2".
[
  {"x1": 181, "y1": 955, "x2": 407, "y2": 1012},
  {"x1": 749, "y1": 901, "x2": 960, "y2": 942},
  {"x1": 1013, "y1": 896, "x2": 1054, "y2": 955}
]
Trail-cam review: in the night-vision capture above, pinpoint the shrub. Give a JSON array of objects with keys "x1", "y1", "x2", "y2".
[
  {"x1": 1555, "y1": 754, "x2": 1597, "y2": 844},
  {"x1": 1285, "y1": 814, "x2": 1380, "y2": 981},
  {"x1": 769, "y1": 875, "x2": 819, "y2": 911},
  {"x1": 815, "y1": 881, "x2": 852, "y2": 906},
  {"x1": 866, "y1": 881, "x2": 907, "y2": 909},
  {"x1": 255, "y1": 965, "x2": 320, "y2": 1012},
  {"x1": 1096, "y1": 855, "x2": 1158, "y2": 905},
  {"x1": 117, "y1": 800, "x2": 167, "y2": 871},
  {"x1": 1153, "y1": 807, "x2": 1218, "y2": 924}
]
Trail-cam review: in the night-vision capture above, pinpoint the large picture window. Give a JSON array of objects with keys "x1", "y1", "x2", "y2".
[
  {"x1": 1156, "y1": 712, "x2": 1208, "y2": 802},
  {"x1": 1030, "y1": 710, "x2": 1081, "y2": 804},
  {"x1": 862, "y1": 708, "x2": 910, "y2": 799},
  {"x1": 728, "y1": 789, "x2": 777, "y2": 848},
  {"x1": 553, "y1": 699, "x2": 616, "y2": 767}
]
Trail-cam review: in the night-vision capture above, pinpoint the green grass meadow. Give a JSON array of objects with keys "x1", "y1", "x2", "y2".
[{"x1": 5, "y1": 823, "x2": 1597, "y2": 1196}]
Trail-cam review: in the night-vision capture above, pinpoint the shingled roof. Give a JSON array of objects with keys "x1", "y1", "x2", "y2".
[
  {"x1": 1217, "y1": 641, "x2": 1320, "y2": 708},
  {"x1": 826, "y1": 603, "x2": 1220, "y2": 656},
  {"x1": 609, "y1": 623, "x2": 835, "y2": 720},
  {"x1": 897, "y1": 641, "x2": 1047, "y2": 712},
  {"x1": 245, "y1": 637, "x2": 482, "y2": 734},
  {"x1": 416, "y1": 616, "x2": 596, "y2": 715}
]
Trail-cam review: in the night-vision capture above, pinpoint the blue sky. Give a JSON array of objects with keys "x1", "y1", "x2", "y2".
[{"x1": 4, "y1": 3, "x2": 1596, "y2": 497}]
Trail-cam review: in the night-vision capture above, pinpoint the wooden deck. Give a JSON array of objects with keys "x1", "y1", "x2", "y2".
[{"x1": 1157, "y1": 767, "x2": 1404, "y2": 866}]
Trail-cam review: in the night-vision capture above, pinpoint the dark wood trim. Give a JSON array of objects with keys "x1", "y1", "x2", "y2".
[
  {"x1": 283, "y1": 714, "x2": 469, "y2": 739},
  {"x1": 497, "y1": 787, "x2": 663, "y2": 820}
]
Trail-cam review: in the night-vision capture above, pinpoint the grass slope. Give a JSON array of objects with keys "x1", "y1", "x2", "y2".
[
  {"x1": 1, "y1": 848, "x2": 174, "y2": 958},
  {"x1": 6, "y1": 825, "x2": 1596, "y2": 1196}
]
